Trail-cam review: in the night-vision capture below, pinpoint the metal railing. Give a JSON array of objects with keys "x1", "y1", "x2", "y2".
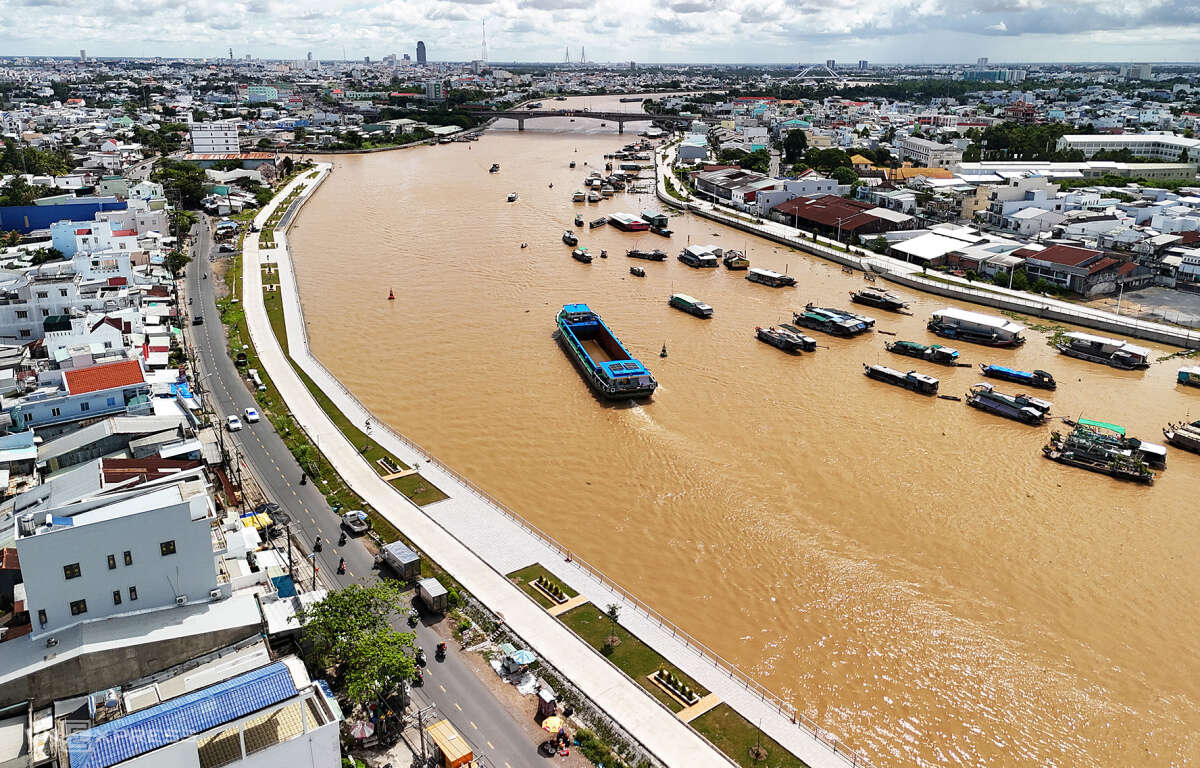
[{"x1": 271, "y1": 164, "x2": 878, "y2": 768}]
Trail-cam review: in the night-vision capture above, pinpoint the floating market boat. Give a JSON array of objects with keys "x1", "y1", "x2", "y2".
[
  {"x1": 489, "y1": 163, "x2": 500, "y2": 173},
  {"x1": 885, "y1": 340, "x2": 960, "y2": 365},
  {"x1": 1180, "y1": 366, "x2": 1200, "y2": 387},
  {"x1": 572, "y1": 247, "x2": 592, "y2": 263},
  {"x1": 1056, "y1": 332, "x2": 1150, "y2": 369},
  {"x1": 792, "y1": 304, "x2": 873, "y2": 337},
  {"x1": 927, "y1": 308, "x2": 1025, "y2": 347},
  {"x1": 863, "y1": 364, "x2": 939, "y2": 395},
  {"x1": 678, "y1": 246, "x2": 720, "y2": 268},
  {"x1": 669, "y1": 293, "x2": 713, "y2": 318},
  {"x1": 1060, "y1": 418, "x2": 1166, "y2": 469},
  {"x1": 562, "y1": 230, "x2": 579, "y2": 246},
  {"x1": 722, "y1": 250, "x2": 750, "y2": 270},
  {"x1": 849, "y1": 286, "x2": 908, "y2": 312},
  {"x1": 507, "y1": 192, "x2": 518, "y2": 202},
  {"x1": 965, "y1": 382, "x2": 1051, "y2": 425},
  {"x1": 587, "y1": 191, "x2": 601, "y2": 202},
  {"x1": 651, "y1": 226, "x2": 673, "y2": 237},
  {"x1": 1162, "y1": 419, "x2": 1200, "y2": 454},
  {"x1": 626, "y1": 248, "x2": 667, "y2": 261},
  {"x1": 978, "y1": 364, "x2": 1056, "y2": 390},
  {"x1": 630, "y1": 266, "x2": 645, "y2": 277},
  {"x1": 608, "y1": 213, "x2": 650, "y2": 231},
  {"x1": 756, "y1": 326, "x2": 811, "y2": 353},
  {"x1": 572, "y1": 190, "x2": 585, "y2": 202},
  {"x1": 777, "y1": 324, "x2": 818, "y2": 350},
  {"x1": 745, "y1": 268, "x2": 796, "y2": 288},
  {"x1": 575, "y1": 214, "x2": 584, "y2": 227},
  {"x1": 1042, "y1": 421, "x2": 1156, "y2": 483},
  {"x1": 555, "y1": 304, "x2": 657, "y2": 400},
  {"x1": 589, "y1": 217, "x2": 607, "y2": 229}
]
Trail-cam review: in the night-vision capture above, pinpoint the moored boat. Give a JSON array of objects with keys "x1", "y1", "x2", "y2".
[
  {"x1": 1180, "y1": 366, "x2": 1200, "y2": 387},
  {"x1": 572, "y1": 190, "x2": 585, "y2": 202},
  {"x1": 562, "y1": 230, "x2": 579, "y2": 246},
  {"x1": 1042, "y1": 421, "x2": 1156, "y2": 483},
  {"x1": 678, "y1": 245, "x2": 720, "y2": 268},
  {"x1": 966, "y1": 382, "x2": 1050, "y2": 425},
  {"x1": 777, "y1": 324, "x2": 818, "y2": 350},
  {"x1": 630, "y1": 266, "x2": 645, "y2": 277},
  {"x1": 641, "y1": 210, "x2": 669, "y2": 229},
  {"x1": 507, "y1": 192, "x2": 518, "y2": 202},
  {"x1": 574, "y1": 214, "x2": 584, "y2": 227},
  {"x1": 626, "y1": 248, "x2": 667, "y2": 261},
  {"x1": 589, "y1": 217, "x2": 607, "y2": 229},
  {"x1": 746, "y1": 268, "x2": 796, "y2": 288},
  {"x1": 792, "y1": 304, "x2": 873, "y2": 337},
  {"x1": 849, "y1": 286, "x2": 908, "y2": 312},
  {"x1": 863, "y1": 364, "x2": 939, "y2": 395},
  {"x1": 608, "y1": 212, "x2": 650, "y2": 231},
  {"x1": 1056, "y1": 332, "x2": 1150, "y2": 370},
  {"x1": 885, "y1": 340, "x2": 959, "y2": 365},
  {"x1": 650, "y1": 226, "x2": 673, "y2": 237},
  {"x1": 572, "y1": 247, "x2": 592, "y2": 263},
  {"x1": 979, "y1": 364, "x2": 1056, "y2": 390},
  {"x1": 555, "y1": 304, "x2": 657, "y2": 400},
  {"x1": 587, "y1": 191, "x2": 601, "y2": 202},
  {"x1": 669, "y1": 293, "x2": 713, "y2": 318},
  {"x1": 569, "y1": 160, "x2": 576, "y2": 168},
  {"x1": 756, "y1": 326, "x2": 811, "y2": 353},
  {"x1": 1163, "y1": 419, "x2": 1200, "y2": 454},
  {"x1": 489, "y1": 163, "x2": 500, "y2": 173},
  {"x1": 927, "y1": 308, "x2": 1025, "y2": 347},
  {"x1": 722, "y1": 250, "x2": 750, "y2": 270}
]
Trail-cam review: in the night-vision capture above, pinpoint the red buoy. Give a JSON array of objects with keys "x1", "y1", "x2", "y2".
[{"x1": 387, "y1": 289, "x2": 395, "y2": 301}]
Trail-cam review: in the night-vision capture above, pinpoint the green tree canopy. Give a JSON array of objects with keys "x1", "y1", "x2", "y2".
[
  {"x1": 297, "y1": 582, "x2": 406, "y2": 667},
  {"x1": 782, "y1": 129, "x2": 808, "y2": 163},
  {"x1": 153, "y1": 159, "x2": 207, "y2": 208},
  {"x1": 831, "y1": 166, "x2": 859, "y2": 185},
  {"x1": 341, "y1": 628, "x2": 416, "y2": 705}
]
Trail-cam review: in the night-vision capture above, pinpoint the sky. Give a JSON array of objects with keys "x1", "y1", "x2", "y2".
[{"x1": 4, "y1": 0, "x2": 1200, "y2": 64}]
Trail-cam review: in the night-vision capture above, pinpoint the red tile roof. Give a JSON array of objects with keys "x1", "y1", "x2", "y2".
[
  {"x1": 1179, "y1": 231, "x2": 1200, "y2": 245},
  {"x1": 107, "y1": 277, "x2": 127, "y2": 287},
  {"x1": 1087, "y1": 256, "x2": 1119, "y2": 274},
  {"x1": 63, "y1": 359, "x2": 144, "y2": 396},
  {"x1": 1117, "y1": 262, "x2": 1139, "y2": 276},
  {"x1": 771, "y1": 195, "x2": 879, "y2": 231},
  {"x1": 111, "y1": 229, "x2": 137, "y2": 237},
  {"x1": 91, "y1": 316, "x2": 123, "y2": 333},
  {"x1": 1028, "y1": 244, "x2": 1103, "y2": 267},
  {"x1": 75, "y1": 228, "x2": 92, "y2": 235},
  {"x1": 0, "y1": 548, "x2": 18, "y2": 571}
]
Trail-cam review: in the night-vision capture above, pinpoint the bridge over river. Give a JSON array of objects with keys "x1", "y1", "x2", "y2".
[{"x1": 477, "y1": 109, "x2": 692, "y2": 133}]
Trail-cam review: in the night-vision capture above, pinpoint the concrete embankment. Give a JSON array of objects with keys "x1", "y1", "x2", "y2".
[{"x1": 654, "y1": 144, "x2": 1200, "y2": 350}]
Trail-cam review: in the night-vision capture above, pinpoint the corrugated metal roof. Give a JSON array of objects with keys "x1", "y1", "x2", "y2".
[{"x1": 67, "y1": 661, "x2": 296, "y2": 768}]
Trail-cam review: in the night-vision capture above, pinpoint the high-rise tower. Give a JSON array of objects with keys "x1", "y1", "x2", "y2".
[
  {"x1": 416, "y1": 41, "x2": 427, "y2": 65},
  {"x1": 481, "y1": 20, "x2": 487, "y2": 63}
]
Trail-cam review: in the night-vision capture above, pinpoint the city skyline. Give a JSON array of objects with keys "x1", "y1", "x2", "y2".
[{"x1": 3, "y1": 0, "x2": 1200, "y2": 65}]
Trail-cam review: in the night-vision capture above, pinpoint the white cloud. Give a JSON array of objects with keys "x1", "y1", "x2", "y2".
[{"x1": 987, "y1": 20, "x2": 1007, "y2": 31}]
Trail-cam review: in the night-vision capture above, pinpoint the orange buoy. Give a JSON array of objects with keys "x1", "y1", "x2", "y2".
[{"x1": 387, "y1": 289, "x2": 395, "y2": 300}]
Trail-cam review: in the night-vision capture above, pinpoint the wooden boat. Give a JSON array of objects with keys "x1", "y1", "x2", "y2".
[
  {"x1": 722, "y1": 250, "x2": 750, "y2": 270},
  {"x1": 630, "y1": 266, "x2": 646, "y2": 277},
  {"x1": 572, "y1": 247, "x2": 592, "y2": 263},
  {"x1": 863, "y1": 364, "x2": 939, "y2": 395},
  {"x1": 849, "y1": 286, "x2": 907, "y2": 312},
  {"x1": 885, "y1": 340, "x2": 959, "y2": 365}
]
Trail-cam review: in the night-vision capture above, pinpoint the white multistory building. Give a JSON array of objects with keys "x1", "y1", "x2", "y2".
[
  {"x1": 189, "y1": 121, "x2": 240, "y2": 153},
  {"x1": 1056, "y1": 133, "x2": 1200, "y2": 161},
  {"x1": 896, "y1": 136, "x2": 963, "y2": 168}
]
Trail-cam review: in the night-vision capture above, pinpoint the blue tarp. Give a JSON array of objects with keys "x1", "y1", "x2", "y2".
[
  {"x1": 0, "y1": 201, "x2": 128, "y2": 234},
  {"x1": 272, "y1": 574, "x2": 297, "y2": 598}
]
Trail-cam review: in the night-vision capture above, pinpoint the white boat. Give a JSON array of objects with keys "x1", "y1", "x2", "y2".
[
  {"x1": 927, "y1": 308, "x2": 1025, "y2": 347},
  {"x1": 587, "y1": 191, "x2": 601, "y2": 202},
  {"x1": 572, "y1": 190, "x2": 585, "y2": 202},
  {"x1": 1058, "y1": 332, "x2": 1151, "y2": 370}
]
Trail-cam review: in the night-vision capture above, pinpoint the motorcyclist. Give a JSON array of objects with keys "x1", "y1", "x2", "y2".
[
  {"x1": 313, "y1": 536, "x2": 322, "y2": 552},
  {"x1": 336, "y1": 557, "x2": 345, "y2": 575}
]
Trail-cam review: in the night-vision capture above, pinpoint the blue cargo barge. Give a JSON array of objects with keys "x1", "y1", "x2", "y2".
[{"x1": 555, "y1": 304, "x2": 657, "y2": 400}]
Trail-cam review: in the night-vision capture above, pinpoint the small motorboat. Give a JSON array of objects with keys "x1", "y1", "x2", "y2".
[
  {"x1": 575, "y1": 214, "x2": 584, "y2": 227},
  {"x1": 507, "y1": 192, "x2": 518, "y2": 202},
  {"x1": 572, "y1": 247, "x2": 592, "y2": 263},
  {"x1": 630, "y1": 266, "x2": 645, "y2": 277},
  {"x1": 520, "y1": 242, "x2": 528, "y2": 249},
  {"x1": 570, "y1": 161, "x2": 576, "y2": 168},
  {"x1": 489, "y1": 163, "x2": 500, "y2": 173},
  {"x1": 600, "y1": 249, "x2": 608, "y2": 258},
  {"x1": 549, "y1": 182, "x2": 554, "y2": 188}
]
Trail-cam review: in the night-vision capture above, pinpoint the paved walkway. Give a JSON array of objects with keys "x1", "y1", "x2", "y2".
[
  {"x1": 678, "y1": 693, "x2": 723, "y2": 724},
  {"x1": 654, "y1": 142, "x2": 1200, "y2": 350},
  {"x1": 546, "y1": 594, "x2": 590, "y2": 617},
  {"x1": 247, "y1": 166, "x2": 869, "y2": 768}
]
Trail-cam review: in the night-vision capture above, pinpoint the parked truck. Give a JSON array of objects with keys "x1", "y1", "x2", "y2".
[
  {"x1": 418, "y1": 577, "x2": 449, "y2": 614},
  {"x1": 380, "y1": 540, "x2": 421, "y2": 581}
]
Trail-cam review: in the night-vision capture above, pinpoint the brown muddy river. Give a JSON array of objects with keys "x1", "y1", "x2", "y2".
[{"x1": 289, "y1": 95, "x2": 1200, "y2": 767}]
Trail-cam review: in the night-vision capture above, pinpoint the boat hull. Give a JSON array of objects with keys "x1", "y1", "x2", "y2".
[
  {"x1": 850, "y1": 292, "x2": 907, "y2": 311},
  {"x1": 555, "y1": 307, "x2": 656, "y2": 400},
  {"x1": 1056, "y1": 345, "x2": 1150, "y2": 370},
  {"x1": 966, "y1": 394, "x2": 1044, "y2": 424},
  {"x1": 979, "y1": 364, "x2": 1056, "y2": 390},
  {"x1": 928, "y1": 321, "x2": 1024, "y2": 347}
]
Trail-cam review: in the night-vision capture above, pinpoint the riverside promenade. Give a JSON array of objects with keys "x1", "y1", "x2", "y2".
[
  {"x1": 655, "y1": 143, "x2": 1200, "y2": 350},
  {"x1": 245, "y1": 166, "x2": 868, "y2": 768}
]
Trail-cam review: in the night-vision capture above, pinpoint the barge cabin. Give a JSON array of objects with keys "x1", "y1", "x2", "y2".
[
  {"x1": 1056, "y1": 332, "x2": 1150, "y2": 370},
  {"x1": 1180, "y1": 366, "x2": 1200, "y2": 387},
  {"x1": 627, "y1": 248, "x2": 668, "y2": 261},
  {"x1": 641, "y1": 210, "x2": 669, "y2": 229},
  {"x1": 885, "y1": 340, "x2": 959, "y2": 365},
  {"x1": 555, "y1": 304, "x2": 657, "y2": 400},
  {"x1": 756, "y1": 326, "x2": 814, "y2": 353},
  {"x1": 746, "y1": 268, "x2": 796, "y2": 288},
  {"x1": 979, "y1": 364, "x2": 1056, "y2": 390},
  {"x1": 669, "y1": 293, "x2": 714, "y2": 318},
  {"x1": 863, "y1": 364, "x2": 939, "y2": 395},
  {"x1": 849, "y1": 286, "x2": 908, "y2": 312},
  {"x1": 723, "y1": 251, "x2": 750, "y2": 270},
  {"x1": 608, "y1": 213, "x2": 650, "y2": 232},
  {"x1": 966, "y1": 382, "x2": 1051, "y2": 425},
  {"x1": 927, "y1": 308, "x2": 1025, "y2": 347},
  {"x1": 678, "y1": 245, "x2": 721, "y2": 268},
  {"x1": 792, "y1": 304, "x2": 874, "y2": 337}
]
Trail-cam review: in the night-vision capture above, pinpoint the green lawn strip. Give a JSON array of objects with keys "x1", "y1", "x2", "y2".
[
  {"x1": 505, "y1": 563, "x2": 579, "y2": 609},
  {"x1": 388, "y1": 473, "x2": 449, "y2": 506},
  {"x1": 690, "y1": 705, "x2": 812, "y2": 768},
  {"x1": 559, "y1": 604, "x2": 706, "y2": 713}
]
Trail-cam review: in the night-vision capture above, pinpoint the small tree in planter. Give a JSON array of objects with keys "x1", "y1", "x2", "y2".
[{"x1": 602, "y1": 603, "x2": 621, "y2": 654}]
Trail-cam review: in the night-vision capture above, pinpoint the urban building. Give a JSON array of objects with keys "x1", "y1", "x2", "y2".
[
  {"x1": 6, "y1": 358, "x2": 151, "y2": 430},
  {"x1": 189, "y1": 121, "x2": 240, "y2": 154},
  {"x1": 896, "y1": 136, "x2": 963, "y2": 168},
  {"x1": 1022, "y1": 244, "x2": 1151, "y2": 296},
  {"x1": 1055, "y1": 133, "x2": 1200, "y2": 161},
  {"x1": 417, "y1": 40, "x2": 427, "y2": 65}
]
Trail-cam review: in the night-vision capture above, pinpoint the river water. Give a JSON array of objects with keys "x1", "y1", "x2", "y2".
[{"x1": 289, "y1": 95, "x2": 1200, "y2": 767}]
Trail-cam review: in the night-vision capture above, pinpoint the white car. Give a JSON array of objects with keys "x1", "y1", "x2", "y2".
[
  {"x1": 243, "y1": 407, "x2": 260, "y2": 423},
  {"x1": 226, "y1": 415, "x2": 242, "y2": 432}
]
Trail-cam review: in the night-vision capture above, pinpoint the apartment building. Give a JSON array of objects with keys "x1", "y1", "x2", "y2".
[
  {"x1": 896, "y1": 136, "x2": 963, "y2": 168},
  {"x1": 1055, "y1": 133, "x2": 1200, "y2": 161},
  {"x1": 189, "y1": 121, "x2": 241, "y2": 153}
]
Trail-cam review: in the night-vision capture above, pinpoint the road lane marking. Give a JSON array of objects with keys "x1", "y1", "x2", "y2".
[
  {"x1": 454, "y1": 702, "x2": 462, "y2": 712},
  {"x1": 487, "y1": 741, "x2": 494, "y2": 750},
  {"x1": 439, "y1": 684, "x2": 446, "y2": 693},
  {"x1": 470, "y1": 721, "x2": 477, "y2": 730}
]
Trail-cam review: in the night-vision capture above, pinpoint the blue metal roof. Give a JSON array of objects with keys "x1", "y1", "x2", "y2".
[
  {"x1": 68, "y1": 662, "x2": 297, "y2": 768},
  {"x1": 562, "y1": 303, "x2": 592, "y2": 314}
]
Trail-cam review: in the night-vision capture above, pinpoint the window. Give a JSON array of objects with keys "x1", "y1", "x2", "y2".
[
  {"x1": 113, "y1": 590, "x2": 122, "y2": 606},
  {"x1": 15, "y1": 310, "x2": 26, "y2": 319},
  {"x1": 80, "y1": 402, "x2": 90, "y2": 412},
  {"x1": 41, "y1": 309, "x2": 50, "y2": 317},
  {"x1": 123, "y1": 550, "x2": 133, "y2": 566},
  {"x1": 18, "y1": 330, "x2": 30, "y2": 338},
  {"x1": 128, "y1": 586, "x2": 138, "y2": 601},
  {"x1": 37, "y1": 609, "x2": 47, "y2": 626},
  {"x1": 36, "y1": 291, "x2": 47, "y2": 299},
  {"x1": 70, "y1": 599, "x2": 87, "y2": 616},
  {"x1": 63, "y1": 563, "x2": 81, "y2": 579},
  {"x1": 160, "y1": 540, "x2": 177, "y2": 556},
  {"x1": 50, "y1": 407, "x2": 61, "y2": 418},
  {"x1": 107, "y1": 397, "x2": 117, "y2": 407},
  {"x1": 107, "y1": 554, "x2": 116, "y2": 570},
  {"x1": 59, "y1": 289, "x2": 68, "y2": 297}
]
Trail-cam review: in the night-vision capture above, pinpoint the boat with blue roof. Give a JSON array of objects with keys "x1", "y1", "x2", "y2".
[
  {"x1": 979, "y1": 364, "x2": 1056, "y2": 390},
  {"x1": 555, "y1": 304, "x2": 657, "y2": 400},
  {"x1": 791, "y1": 304, "x2": 874, "y2": 337}
]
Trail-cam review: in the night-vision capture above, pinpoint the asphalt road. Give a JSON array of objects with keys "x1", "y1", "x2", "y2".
[{"x1": 185, "y1": 220, "x2": 543, "y2": 768}]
